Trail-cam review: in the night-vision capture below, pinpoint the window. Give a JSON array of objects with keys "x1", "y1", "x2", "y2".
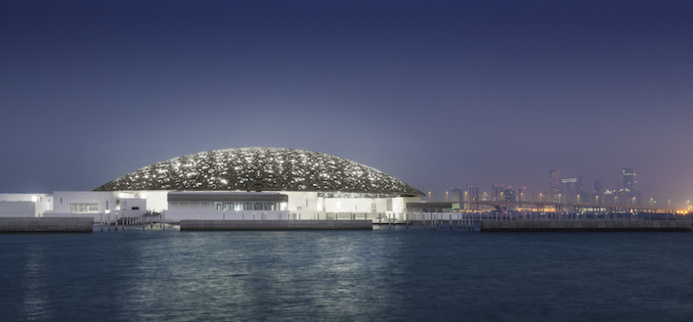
[
  {"x1": 69, "y1": 203, "x2": 99, "y2": 213},
  {"x1": 213, "y1": 202, "x2": 262, "y2": 212}
]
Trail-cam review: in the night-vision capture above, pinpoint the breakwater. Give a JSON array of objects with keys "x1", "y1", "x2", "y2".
[
  {"x1": 0, "y1": 217, "x2": 94, "y2": 232},
  {"x1": 481, "y1": 219, "x2": 693, "y2": 232},
  {"x1": 180, "y1": 219, "x2": 373, "y2": 230}
]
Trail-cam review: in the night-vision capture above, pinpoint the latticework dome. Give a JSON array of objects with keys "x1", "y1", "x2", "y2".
[{"x1": 95, "y1": 147, "x2": 423, "y2": 197}]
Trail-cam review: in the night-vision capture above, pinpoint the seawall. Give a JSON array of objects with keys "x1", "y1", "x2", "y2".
[
  {"x1": 481, "y1": 219, "x2": 693, "y2": 232},
  {"x1": 0, "y1": 217, "x2": 94, "y2": 233},
  {"x1": 180, "y1": 219, "x2": 373, "y2": 230}
]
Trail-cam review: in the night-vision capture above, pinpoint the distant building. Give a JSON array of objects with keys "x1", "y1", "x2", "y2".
[
  {"x1": 593, "y1": 180, "x2": 603, "y2": 204},
  {"x1": 561, "y1": 176, "x2": 583, "y2": 203},
  {"x1": 450, "y1": 188, "x2": 462, "y2": 210},
  {"x1": 466, "y1": 184, "x2": 480, "y2": 210},
  {"x1": 466, "y1": 184, "x2": 480, "y2": 202},
  {"x1": 593, "y1": 180, "x2": 602, "y2": 194},
  {"x1": 622, "y1": 168, "x2": 638, "y2": 205},
  {"x1": 501, "y1": 189, "x2": 516, "y2": 202},
  {"x1": 549, "y1": 169, "x2": 561, "y2": 202},
  {"x1": 623, "y1": 168, "x2": 636, "y2": 191},
  {"x1": 492, "y1": 183, "x2": 504, "y2": 201}
]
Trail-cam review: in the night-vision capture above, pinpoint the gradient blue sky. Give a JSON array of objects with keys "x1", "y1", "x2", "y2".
[{"x1": 1, "y1": 0, "x2": 692, "y2": 205}]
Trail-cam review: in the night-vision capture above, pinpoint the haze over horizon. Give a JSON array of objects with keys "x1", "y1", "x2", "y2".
[{"x1": 1, "y1": 1, "x2": 691, "y2": 206}]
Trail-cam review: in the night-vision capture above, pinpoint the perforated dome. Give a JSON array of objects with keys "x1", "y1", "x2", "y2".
[{"x1": 94, "y1": 147, "x2": 423, "y2": 197}]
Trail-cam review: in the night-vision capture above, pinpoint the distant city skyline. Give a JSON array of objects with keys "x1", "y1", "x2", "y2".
[
  {"x1": 437, "y1": 166, "x2": 690, "y2": 208},
  {"x1": 1, "y1": 1, "x2": 691, "y2": 206}
]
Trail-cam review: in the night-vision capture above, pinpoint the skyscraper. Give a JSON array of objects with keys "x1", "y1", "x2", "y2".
[
  {"x1": 466, "y1": 184, "x2": 480, "y2": 210},
  {"x1": 622, "y1": 168, "x2": 638, "y2": 205},
  {"x1": 623, "y1": 168, "x2": 636, "y2": 191},
  {"x1": 561, "y1": 176, "x2": 583, "y2": 203},
  {"x1": 492, "y1": 183, "x2": 504, "y2": 201},
  {"x1": 549, "y1": 169, "x2": 561, "y2": 202}
]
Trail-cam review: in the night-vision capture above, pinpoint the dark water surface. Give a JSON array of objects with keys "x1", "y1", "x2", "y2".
[{"x1": 2, "y1": 226, "x2": 692, "y2": 321}]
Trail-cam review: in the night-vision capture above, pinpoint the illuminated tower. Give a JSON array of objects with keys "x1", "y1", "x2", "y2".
[{"x1": 549, "y1": 169, "x2": 561, "y2": 202}]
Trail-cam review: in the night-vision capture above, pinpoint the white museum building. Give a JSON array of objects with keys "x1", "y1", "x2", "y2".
[{"x1": 0, "y1": 148, "x2": 424, "y2": 223}]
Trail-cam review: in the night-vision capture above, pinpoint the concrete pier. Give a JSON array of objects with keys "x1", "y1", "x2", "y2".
[
  {"x1": 481, "y1": 219, "x2": 693, "y2": 232},
  {"x1": 0, "y1": 217, "x2": 94, "y2": 233},
  {"x1": 180, "y1": 219, "x2": 373, "y2": 230}
]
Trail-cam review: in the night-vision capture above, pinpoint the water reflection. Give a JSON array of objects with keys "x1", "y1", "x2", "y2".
[
  {"x1": 21, "y1": 244, "x2": 50, "y2": 320},
  {"x1": 2, "y1": 229, "x2": 693, "y2": 321}
]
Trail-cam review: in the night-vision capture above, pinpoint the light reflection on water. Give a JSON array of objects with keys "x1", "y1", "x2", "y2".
[
  {"x1": 21, "y1": 244, "x2": 49, "y2": 321},
  {"x1": 1, "y1": 227, "x2": 693, "y2": 321}
]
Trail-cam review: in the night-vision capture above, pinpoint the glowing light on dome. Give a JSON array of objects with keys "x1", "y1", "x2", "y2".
[{"x1": 95, "y1": 147, "x2": 423, "y2": 197}]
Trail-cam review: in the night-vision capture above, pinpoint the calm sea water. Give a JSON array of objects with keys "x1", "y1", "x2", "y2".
[{"x1": 2, "y1": 225, "x2": 693, "y2": 321}]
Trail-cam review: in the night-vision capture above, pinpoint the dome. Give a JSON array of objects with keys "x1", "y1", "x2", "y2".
[{"x1": 94, "y1": 147, "x2": 424, "y2": 197}]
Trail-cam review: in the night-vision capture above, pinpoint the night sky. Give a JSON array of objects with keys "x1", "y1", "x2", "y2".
[{"x1": 1, "y1": 1, "x2": 691, "y2": 205}]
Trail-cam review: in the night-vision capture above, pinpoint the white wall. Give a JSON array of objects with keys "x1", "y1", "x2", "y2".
[
  {"x1": 0, "y1": 190, "x2": 419, "y2": 221},
  {"x1": 0, "y1": 201, "x2": 35, "y2": 217},
  {"x1": 164, "y1": 210, "x2": 289, "y2": 223},
  {"x1": 52, "y1": 191, "x2": 117, "y2": 214},
  {"x1": 117, "y1": 191, "x2": 168, "y2": 212},
  {"x1": 324, "y1": 198, "x2": 377, "y2": 213},
  {"x1": 283, "y1": 191, "x2": 319, "y2": 212},
  {"x1": 0, "y1": 193, "x2": 52, "y2": 217},
  {"x1": 119, "y1": 198, "x2": 147, "y2": 217}
]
